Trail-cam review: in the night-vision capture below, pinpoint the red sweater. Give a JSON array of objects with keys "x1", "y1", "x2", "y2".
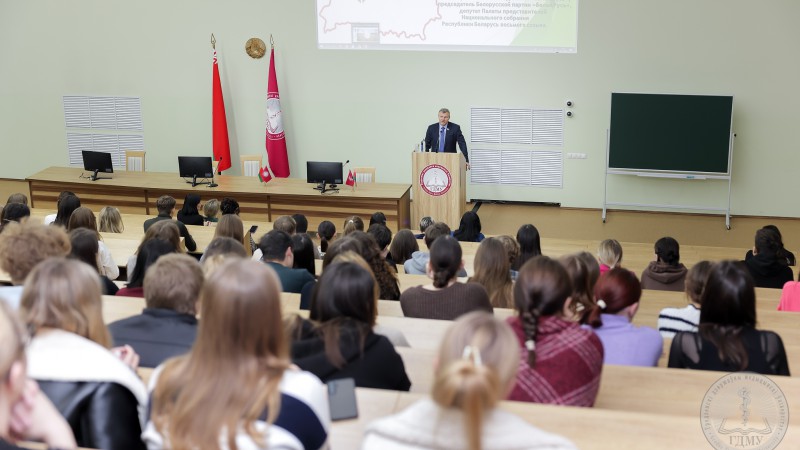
[{"x1": 507, "y1": 315, "x2": 603, "y2": 407}]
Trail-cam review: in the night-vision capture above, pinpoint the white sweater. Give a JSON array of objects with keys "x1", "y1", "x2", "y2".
[{"x1": 362, "y1": 398, "x2": 576, "y2": 450}]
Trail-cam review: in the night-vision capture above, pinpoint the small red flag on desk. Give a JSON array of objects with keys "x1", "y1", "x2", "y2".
[
  {"x1": 265, "y1": 41, "x2": 290, "y2": 177},
  {"x1": 345, "y1": 170, "x2": 356, "y2": 187},
  {"x1": 212, "y1": 47, "x2": 231, "y2": 173},
  {"x1": 259, "y1": 165, "x2": 273, "y2": 183}
]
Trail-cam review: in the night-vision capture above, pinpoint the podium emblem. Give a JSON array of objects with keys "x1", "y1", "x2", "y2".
[{"x1": 420, "y1": 164, "x2": 452, "y2": 197}]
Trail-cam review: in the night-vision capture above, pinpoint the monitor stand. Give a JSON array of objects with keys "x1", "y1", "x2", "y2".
[
  {"x1": 313, "y1": 181, "x2": 339, "y2": 194},
  {"x1": 90, "y1": 170, "x2": 112, "y2": 181}
]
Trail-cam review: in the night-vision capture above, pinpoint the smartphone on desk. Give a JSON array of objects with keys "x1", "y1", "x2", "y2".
[{"x1": 328, "y1": 378, "x2": 358, "y2": 421}]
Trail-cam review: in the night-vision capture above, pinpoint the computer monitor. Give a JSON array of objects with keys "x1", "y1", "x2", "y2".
[
  {"x1": 306, "y1": 161, "x2": 343, "y2": 193},
  {"x1": 81, "y1": 150, "x2": 114, "y2": 181},
  {"x1": 178, "y1": 156, "x2": 214, "y2": 187}
]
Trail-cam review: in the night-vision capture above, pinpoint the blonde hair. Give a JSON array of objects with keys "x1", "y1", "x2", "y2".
[
  {"x1": 597, "y1": 239, "x2": 623, "y2": 268},
  {"x1": 203, "y1": 199, "x2": 220, "y2": 220},
  {"x1": 20, "y1": 258, "x2": 110, "y2": 348},
  {"x1": 0, "y1": 222, "x2": 71, "y2": 284},
  {"x1": 432, "y1": 312, "x2": 519, "y2": 450},
  {"x1": 468, "y1": 238, "x2": 513, "y2": 308},
  {"x1": 151, "y1": 260, "x2": 290, "y2": 450},
  {"x1": 98, "y1": 206, "x2": 124, "y2": 233}
]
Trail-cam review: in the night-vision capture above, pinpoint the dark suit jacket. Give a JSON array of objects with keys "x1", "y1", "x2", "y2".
[
  {"x1": 108, "y1": 308, "x2": 198, "y2": 368},
  {"x1": 425, "y1": 122, "x2": 469, "y2": 162},
  {"x1": 143, "y1": 213, "x2": 197, "y2": 252},
  {"x1": 266, "y1": 261, "x2": 316, "y2": 294}
]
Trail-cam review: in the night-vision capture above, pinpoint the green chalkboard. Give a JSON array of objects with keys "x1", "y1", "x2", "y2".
[{"x1": 609, "y1": 93, "x2": 733, "y2": 174}]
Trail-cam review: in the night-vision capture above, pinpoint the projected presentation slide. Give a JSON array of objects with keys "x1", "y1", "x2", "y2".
[{"x1": 317, "y1": 0, "x2": 578, "y2": 53}]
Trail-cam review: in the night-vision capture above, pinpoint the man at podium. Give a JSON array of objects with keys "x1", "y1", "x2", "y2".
[{"x1": 424, "y1": 108, "x2": 469, "y2": 168}]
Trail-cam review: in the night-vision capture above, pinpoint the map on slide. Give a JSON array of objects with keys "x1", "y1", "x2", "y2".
[{"x1": 316, "y1": 0, "x2": 578, "y2": 52}]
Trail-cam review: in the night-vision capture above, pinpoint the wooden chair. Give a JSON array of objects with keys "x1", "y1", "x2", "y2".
[
  {"x1": 352, "y1": 166, "x2": 376, "y2": 184},
  {"x1": 240, "y1": 155, "x2": 263, "y2": 177},
  {"x1": 124, "y1": 150, "x2": 146, "y2": 172}
]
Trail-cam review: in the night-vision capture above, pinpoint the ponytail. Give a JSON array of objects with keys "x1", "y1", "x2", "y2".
[
  {"x1": 432, "y1": 349, "x2": 499, "y2": 450},
  {"x1": 320, "y1": 235, "x2": 330, "y2": 253},
  {"x1": 520, "y1": 309, "x2": 540, "y2": 366}
]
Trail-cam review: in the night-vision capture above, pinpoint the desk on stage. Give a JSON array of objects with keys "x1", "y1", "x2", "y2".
[{"x1": 27, "y1": 167, "x2": 411, "y2": 230}]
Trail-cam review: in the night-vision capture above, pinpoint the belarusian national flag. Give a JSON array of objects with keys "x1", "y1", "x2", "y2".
[
  {"x1": 345, "y1": 170, "x2": 356, "y2": 187},
  {"x1": 212, "y1": 48, "x2": 231, "y2": 172},
  {"x1": 265, "y1": 46, "x2": 290, "y2": 177}
]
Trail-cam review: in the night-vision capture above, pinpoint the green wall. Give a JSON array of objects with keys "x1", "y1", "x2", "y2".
[{"x1": 1, "y1": 1, "x2": 798, "y2": 216}]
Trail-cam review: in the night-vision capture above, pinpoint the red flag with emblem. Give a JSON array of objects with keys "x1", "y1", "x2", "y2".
[
  {"x1": 259, "y1": 165, "x2": 273, "y2": 183},
  {"x1": 345, "y1": 170, "x2": 356, "y2": 187},
  {"x1": 265, "y1": 43, "x2": 290, "y2": 177}
]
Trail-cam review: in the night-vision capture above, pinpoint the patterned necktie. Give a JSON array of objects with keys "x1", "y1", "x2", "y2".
[{"x1": 438, "y1": 126, "x2": 446, "y2": 152}]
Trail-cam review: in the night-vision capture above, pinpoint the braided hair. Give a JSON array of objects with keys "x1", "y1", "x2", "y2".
[{"x1": 513, "y1": 256, "x2": 573, "y2": 367}]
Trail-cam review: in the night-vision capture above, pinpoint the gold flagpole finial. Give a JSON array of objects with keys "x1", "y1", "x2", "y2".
[
  {"x1": 270, "y1": 34, "x2": 275, "y2": 49},
  {"x1": 211, "y1": 33, "x2": 216, "y2": 49}
]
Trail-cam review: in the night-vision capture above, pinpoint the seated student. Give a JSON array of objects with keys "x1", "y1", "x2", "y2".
[
  {"x1": 496, "y1": 234, "x2": 520, "y2": 281},
  {"x1": 292, "y1": 233, "x2": 316, "y2": 277},
  {"x1": 4, "y1": 193, "x2": 27, "y2": 205},
  {"x1": 640, "y1": 237, "x2": 688, "y2": 291},
  {"x1": 144, "y1": 260, "x2": 330, "y2": 450},
  {"x1": 69, "y1": 228, "x2": 119, "y2": 295},
  {"x1": 300, "y1": 237, "x2": 365, "y2": 310},
  {"x1": 293, "y1": 213, "x2": 321, "y2": 259},
  {"x1": 669, "y1": 261, "x2": 790, "y2": 375},
  {"x1": 469, "y1": 237, "x2": 513, "y2": 308},
  {"x1": 259, "y1": 230, "x2": 315, "y2": 293},
  {"x1": 208, "y1": 214, "x2": 247, "y2": 262},
  {"x1": 21, "y1": 259, "x2": 146, "y2": 450},
  {"x1": 219, "y1": 196, "x2": 240, "y2": 215},
  {"x1": 508, "y1": 256, "x2": 604, "y2": 406},
  {"x1": 98, "y1": 206, "x2": 124, "y2": 233},
  {"x1": 51, "y1": 194, "x2": 81, "y2": 228},
  {"x1": 201, "y1": 236, "x2": 248, "y2": 276},
  {"x1": 369, "y1": 211, "x2": 387, "y2": 227},
  {"x1": 273, "y1": 215, "x2": 297, "y2": 235},
  {"x1": 559, "y1": 252, "x2": 600, "y2": 324},
  {"x1": 317, "y1": 220, "x2": 336, "y2": 257},
  {"x1": 743, "y1": 227, "x2": 794, "y2": 288},
  {"x1": 342, "y1": 215, "x2": 364, "y2": 235},
  {"x1": 367, "y1": 223, "x2": 396, "y2": 269},
  {"x1": 401, "y1": 236, "x2": 492, "y2": 320},
  {"x1": 291, "y1": 260, "x2": 411, "y2": 391},
  {"x1": 745, "y1": 225, "x2": 795, "y2": 266},
  {"x1": 118, "y1": 239, "x2": 177, "y2": 298},
  {"x1": 349, "y1": 231, "x2": 401, "y2": 300},
  {"x1": 127, "y1": 220, "x2": 183, "y2": 280},
  {"x1": 175, "y1": 194, "x2": 205, "y2": 226},
  {"x1": 42, "y1": 190, "x2": 75, "y2": 226},
  {"x1": 68, "y1": 206, "x2": 119, "y2": 280},
  {"x1": 415, "y1": 216, "x2": 434, "y2": 239},
  {"x1": 389, "y1": 229, "x2": 419, "y2": 267},
  {"x1": 589, "y1": 268, "x2": 663, "y2": 367},
  {"x1": 109, "y1": 254, "x2": 203, "y2": 368},
  {"x1": 143, "y1": 195, "x2": 197, "y2": 252},
  {"x1": 0, "y1": 203, "x2": 30, "y2": 233},
  {"x1": 453, "y1": 211, "x2": 485, "y2": 243},
  {"x1": 0, "y1": 223, "x2": 71, "y2": 309},
  {"x1": 202, "y1": 198, "x2": 220, "y2": 224},
  {"x1": 363, "y1": 312, "x2": 576, "y2": 450},
  {"x1": 404, "y1": 222, "x2": 467, "y2": 277},
  {"x1": 597, "y1": 239, "x2": 623, "y2": 275},
  {"x1": 513, "y1": 224, "x2": 542, "y2": 272},
  {"x1": 0, "y1": 302, "x2": 77, "y2": 450},
  {"x1": 253, "y1": 215, "x2": 297, "y2": 262},
  {"x1": 658, "y1": 261, "x2": 713, "y2": 338}
]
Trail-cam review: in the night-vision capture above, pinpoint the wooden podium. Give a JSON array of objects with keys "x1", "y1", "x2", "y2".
[{"x1": 412, "y1": 152, "x2": 466, "y2": 229}]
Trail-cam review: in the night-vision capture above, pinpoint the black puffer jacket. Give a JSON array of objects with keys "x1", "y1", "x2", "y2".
[{"x1": 38, "y1": 381, "x2": 145, "y2": 450}]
